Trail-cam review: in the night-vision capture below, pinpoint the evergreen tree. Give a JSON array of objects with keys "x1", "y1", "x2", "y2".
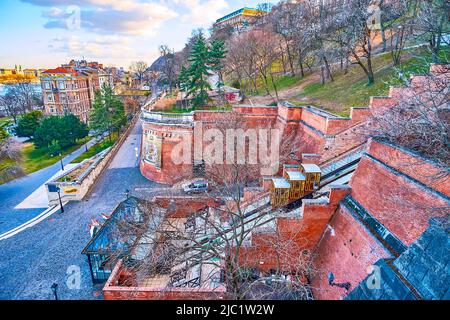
[
  {"x1": 178, "y1": 66, "x2": 190, "y2": 109},
  {"x1": 186, "y1": 33, "x2": 212, "y2": 107},
  {"x1": 209, "y1": 39, "x2": 227, "y2": 99},
  {"x1": 90, "y1": 83, "x2": 126, "y2": 141},
  {"x1": 34, "y1": 114, "x2": 88, "y2": 153},
  {"x1": 15, "y1": 110, "x2": 43, "y2": 139}
]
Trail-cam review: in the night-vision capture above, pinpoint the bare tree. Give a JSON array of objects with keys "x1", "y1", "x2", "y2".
[
  {"x1": 413, "y1": 0, "x2": 450, "y2": 63},
  {"x1": 0, "y1": 82, "x2": 41, "y2": 124},
  {"x1": 0, "y1": 136, "x2": 24, "y2": 184},
  {"x1": 159, "y1": 45, "x2": 177, "y2": 95},
  {"x1": 247, "y1": 29, "x2": 282, "y2": 99},
  {"x1": 370, "y1": 66, "x2": 450, "y2": 170},
  {"x1": 270, "y1": 2, "x2": 297, "y2": 76},
  {"x1": 225, "y1": 33, "x2": 260, "y2": 95},
  {"x1": 106, "y1": 111, "x2": 316, "y2": 300},
  {"x1": 323, "y1": 0, "x2": 377, "y2": 85},
  {"x1": 129, "y1": 61, "x2": 148, "y2": 88}
]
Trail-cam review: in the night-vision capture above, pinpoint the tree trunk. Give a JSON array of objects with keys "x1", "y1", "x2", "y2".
[
  {"x1": 270, "y1": 72, "x2": 279, "y2": 102},
  {"x1": 285, "y1": 37, "x2": 295, "y2": 76},
  {"x1": 320, "y1": 65, "x2": 325, "y2": 85},
  {"x1": 299, "y1": 50, "x2": 305, "y2": 77},
  {"x1": 379, "y1": 0, "x2": 387, "y2": 53},
  {"x1": 279, "y1": 43, "x2": 287, "y2": 74},
  {"x1": 324, "y1": 57, "x2": 333, "y2": 82}
]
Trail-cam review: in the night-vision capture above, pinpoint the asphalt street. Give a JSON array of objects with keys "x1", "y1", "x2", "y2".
[
  {"x1": 0, "y1": 136, "x2": 99, "y2": 234},
  {"x1": 0, "y1": 120, "x2": 161, "y2": 299}
]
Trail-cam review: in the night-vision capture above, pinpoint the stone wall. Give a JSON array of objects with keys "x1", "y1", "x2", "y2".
[
  {"x1": 140, "y1": 102, "x2": 364, "y2": 185},
  {"x1": 310, "y1": 138, "x2": 450, "y2": 299},
  {"x1": 349, "y1": 139, "x2": 449, "y2": 245},
  {"x1": 310, "y1": 204, "x2": 393, "y2": 300}
]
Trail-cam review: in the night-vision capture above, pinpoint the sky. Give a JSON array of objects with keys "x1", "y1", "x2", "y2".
[{"x1": 0, "y1": 0, "x2": 276, "y2": 70}]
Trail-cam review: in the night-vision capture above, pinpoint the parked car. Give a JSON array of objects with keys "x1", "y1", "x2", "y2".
[{"x1": 183, "y1": 180, "x2": 209, "y2": 194}]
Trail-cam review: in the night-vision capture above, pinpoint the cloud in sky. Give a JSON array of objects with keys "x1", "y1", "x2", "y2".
[
  {"x1": 36, "y1": 1, "x2": 178, "y2": 36},
  {"x1": 24, "y1": 0, "x2": 230, "y2": 36},
  {"x1": 4, "y1": 0, "x2": 271, "y2": 68},
  {"x1": 173, "y1": 0, "x2": 229, "y2": 26}
]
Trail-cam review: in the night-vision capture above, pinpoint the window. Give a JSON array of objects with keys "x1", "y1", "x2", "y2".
[
  {"x1": 47, "y1": 94, "x2": 53, "y2": 101},
  {"x1": 44, "y1": 82, "x2": 50, "y2": 90},
  {"x1": 58, "y1": 81, "x2": 65, "y2": 90}
]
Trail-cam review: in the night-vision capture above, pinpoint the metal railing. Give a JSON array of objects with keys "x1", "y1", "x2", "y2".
[
  {"x1": 141, "y1": 110, "x2": 194, "y2": 124},
  {"x1": 321, "y1": 146, "x2": 365, "y2": 177}
]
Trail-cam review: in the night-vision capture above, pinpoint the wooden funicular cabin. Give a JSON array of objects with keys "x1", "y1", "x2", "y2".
[{"x1": 270, "y1": 163, "x2": 322, "y2": 208}]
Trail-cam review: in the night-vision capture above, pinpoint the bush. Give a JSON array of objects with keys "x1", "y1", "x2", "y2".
[
  {"x1": 34, "y1": 114, "x2": 88, "y2": 153},
  {"x1": 15, "y1": 110, "x2": 43, "y2": 139}
]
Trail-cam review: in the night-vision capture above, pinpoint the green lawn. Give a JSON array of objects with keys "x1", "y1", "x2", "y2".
[
  {"x1": 70, "y1": 132, "x2": 118, "y2": 163},
  {"x1": 242, "y1": 74, "x2": 305, "y2": 96},
  {"x1": 21, "y1": 142, "x2": 83, "y2": 174},
  {"x1": 289, "y1": 46, "x2": 450, "y2": 116},
  {"x1": 0, "y1": 117, "x2": 12, "y2": 127}
]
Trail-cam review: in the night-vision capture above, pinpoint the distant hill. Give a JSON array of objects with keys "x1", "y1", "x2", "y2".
[{"x1": 147, "y1": 55, "x2": 166, "y2": 73}]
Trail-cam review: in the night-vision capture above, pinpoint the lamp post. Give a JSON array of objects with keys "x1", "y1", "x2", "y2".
[
  {"x1": 57, "y1": 188, "x2": 64, "y2": 214},
  {"x1": 51, "y1": 283, "x2": 58, "y2": 300},
  {"x1": 59, "y1": 152, "x2": 64, "y2": 171}
]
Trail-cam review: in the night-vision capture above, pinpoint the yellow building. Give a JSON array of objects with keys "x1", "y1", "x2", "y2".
[{"x1": 213, "y1": 7, "x2": 268, "y2": 33}]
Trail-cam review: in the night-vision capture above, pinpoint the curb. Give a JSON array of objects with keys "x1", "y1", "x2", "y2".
[{"x1": 0, "y1": 204, "x2": 64, "y2": 241}]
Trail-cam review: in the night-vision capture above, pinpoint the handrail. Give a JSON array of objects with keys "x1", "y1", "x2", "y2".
[{"x1": 141, "y1": 110, "x2": 194, "y2": 124}]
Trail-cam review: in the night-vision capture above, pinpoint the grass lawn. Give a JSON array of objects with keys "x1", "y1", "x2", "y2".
[
  {"x1": 70, "y1": 132, "x2": 119, "y2": 163},
  {"x1": 21, "y1": 142, "x2": 83, "y2": 174},
  {"x1": 289, "y1": 46, "x2": 450, "y2": 117},
  {"x1": 242, "y1": 74, "x2": 305, "y2": 96},
  {"x1": 0, "y1": 117, "x2": 12, "y2": 126}
]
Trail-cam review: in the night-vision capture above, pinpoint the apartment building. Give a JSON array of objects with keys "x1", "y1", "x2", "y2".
[
  {"x1": 40, "y1": 60, "x2": 114, "y2": 122},
  {"x1": 40, "y1": 67, "x2": 91, "y2": 122}
]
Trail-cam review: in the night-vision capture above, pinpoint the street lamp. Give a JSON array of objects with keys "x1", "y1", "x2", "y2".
[
  {"x1": 51, "y1": 283, "x2": 58, "y2": 300},
  {"x1": 59, "y1": 152, "x2": 64, "y2": 171},
  {"x1": 47, "y1": 183, "x2": 64, "y2": 214},
  {"x1": 57, "y1": 188, "x2": 64, "y2": 214}
]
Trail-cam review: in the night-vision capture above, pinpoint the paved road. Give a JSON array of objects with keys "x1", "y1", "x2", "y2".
[
  {"x1": 0, "y1": 120, "x2": 161, "y2": 300},
  {"x1": 0, "y1": 136, "x2": 100, "y2": 234}
]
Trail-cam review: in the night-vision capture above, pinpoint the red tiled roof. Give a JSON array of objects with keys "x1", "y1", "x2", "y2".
[{"x1": 42, "y1": 67, "x2": 79, "y2": 75}]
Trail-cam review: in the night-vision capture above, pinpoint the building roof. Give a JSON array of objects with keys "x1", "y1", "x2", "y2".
[
  {"x1": 42, "y1": 67, "x2": 79, "y2": 76},
  {"x1": 286, "y1": 171, "x2": 306, "y2": 181},
  {"x1": 215, "y1": 7, "x2": 265, "y2": 24},
  {"x1": 346, "y1": 217, "x2": 450, "y2": 300},
  {"x1": 271, "y1": 178, "x2": 291, "y2": 189},
  {"x1": 82, "y1": 197, "x2": 143, "y2": 255},
  {"x1": 301, "y1": 164, "x2": 322, "y2": 173}
]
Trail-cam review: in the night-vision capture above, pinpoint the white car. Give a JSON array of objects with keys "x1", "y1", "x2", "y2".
[{"x1": 183, "y1": 180, "x2": 209, "y2": 194}]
